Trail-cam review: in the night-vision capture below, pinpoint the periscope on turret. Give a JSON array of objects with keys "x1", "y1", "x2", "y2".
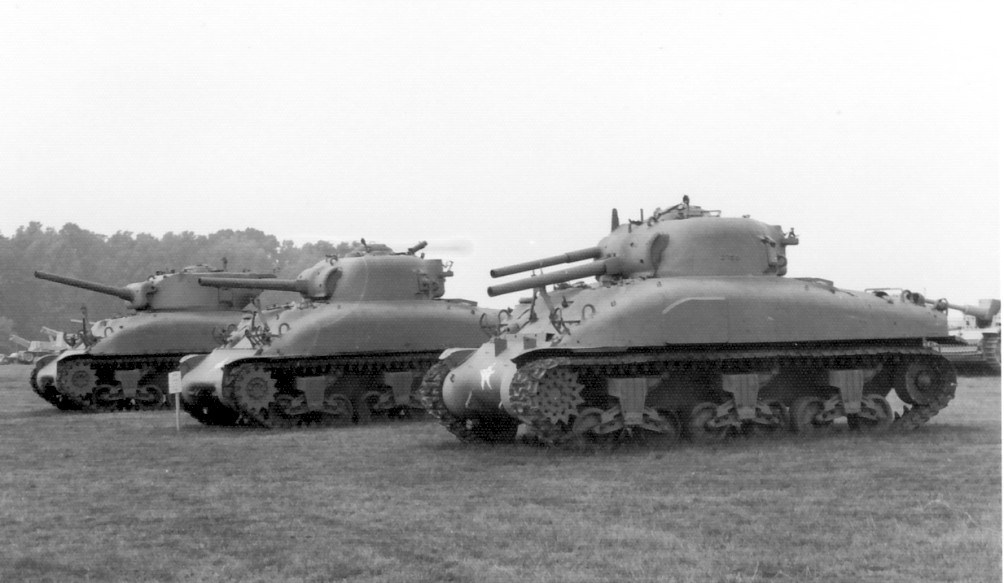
[
  {"x1": 178, "y1": 242, "x2": 500, "y2": 429},
  {"x1": 30, "y1": 265, "x2": 280, "y2": 412},
  {"x1": 420, "y1": 197, "x2": 959, "y2": 446}
]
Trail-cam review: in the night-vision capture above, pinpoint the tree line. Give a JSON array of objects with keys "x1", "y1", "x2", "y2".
[{"x1": 0, "y1": 222, "x2": 362, "y2": 349}]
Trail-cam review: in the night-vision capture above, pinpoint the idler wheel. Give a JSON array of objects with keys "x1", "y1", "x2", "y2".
[
  {"x1": 789, "y1": 396, "x2": 830, "y2": 434},
  {"x1": 687, "y1": 402, "x2": 727, "y2": 443},
  {"x1": 847, "y1": 395, "x2": 893, "y2": 432},
  {"x1": 894, "y1": 362, "x2": 948, "y2": 406}
]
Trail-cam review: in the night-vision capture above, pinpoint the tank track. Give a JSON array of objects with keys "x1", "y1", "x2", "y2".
[
  {"x1": 507, "y1": 344, "x2": 956, "y2": 446},
  {"x1": 984, "y1": 335, "x2": 1002, "y2": 371},
  {"x1": 45, "y1": 355, "x2": 181, "y2": 412},
  {"x1": 223, "y1": 352, "x2": 441, "y2": 429}
]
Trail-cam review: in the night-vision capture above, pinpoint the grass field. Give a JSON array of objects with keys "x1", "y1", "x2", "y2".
[{"x1": 0, "y1": 364, "x2": 999, "y2": 583}]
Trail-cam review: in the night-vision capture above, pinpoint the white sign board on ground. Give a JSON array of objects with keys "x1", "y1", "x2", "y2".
[
  {"x1": 168, "y1": 371, "x2": 182, "y2": 432},
  {"x1": 168, "y1": 371, "x2": 182, "y2": 394}
]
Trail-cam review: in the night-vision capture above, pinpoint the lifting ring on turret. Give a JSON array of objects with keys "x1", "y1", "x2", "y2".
[
  {"x1": 103, "y1": 327, "x2": 114, "y2": 337},
  {"x1": 580, "y1": 304, "x2": 596, "y2": 321},
  {"x1": 277, "y1": 323, "x2": 290, "y2": 336}
]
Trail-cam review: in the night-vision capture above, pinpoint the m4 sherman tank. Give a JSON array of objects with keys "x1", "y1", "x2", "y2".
[
  {"x1": 421, "y1": 197, "x2": 959, "y2": 446},
  {"x1": 180, "y1": 242, "x2": 499, "y2": 428},
  {"x1": 30, "y1": 266, "x2": 276, "y2": 411}
]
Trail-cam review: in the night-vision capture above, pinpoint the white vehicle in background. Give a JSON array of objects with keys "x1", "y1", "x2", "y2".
[{"x1": 929, "y1": 298, "x2": 1000, "y2": 373}]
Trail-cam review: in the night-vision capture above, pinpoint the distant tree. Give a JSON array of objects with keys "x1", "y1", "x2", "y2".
[
  {"x1": 0, "y1": 315, "x2": 14, "y2": 353},
  {"x1": 0, "y1": 222, "x2": 362, "y2": 338}
]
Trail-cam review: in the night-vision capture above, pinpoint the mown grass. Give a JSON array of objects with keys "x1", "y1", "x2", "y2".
[{"x1": 0, "y1": 364, "x2": 999, "y2": 582}]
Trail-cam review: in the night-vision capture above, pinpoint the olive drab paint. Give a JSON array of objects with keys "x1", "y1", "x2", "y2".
[
  {"x1": 30, "y1": 265, "x2": 277, "y2": 412},
  {"x1": 422, "y1": 197, "x2": 961, "y2": 446},
  {"x1": 180, "y1": 242, "x2": 500, "y2": 429}
]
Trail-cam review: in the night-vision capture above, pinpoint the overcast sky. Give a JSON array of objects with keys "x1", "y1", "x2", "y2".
[{"x1": 1, "y1": 1, "x2": 999, "y2": 309}]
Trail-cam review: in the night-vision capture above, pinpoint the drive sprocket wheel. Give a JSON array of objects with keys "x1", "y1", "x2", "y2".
[
  {"x1": 225, "y1": 364, "x2": 280, "y2": 428},
  {"x1": 534, "y1": 367, "x2": 585, "y2": 424},
  {"x1": 59, "y1": 360, "x2": 98, "y2": 406},
  {"x1": 508, "y1": 358, "x2": 584, "y2": 446}
]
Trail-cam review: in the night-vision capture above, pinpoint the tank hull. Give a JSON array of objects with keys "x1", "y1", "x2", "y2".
[
  {"x1": 424, "y1": 276, "x2": 957, "y2": 445},
  {"x1": 31, "y1": 310, "x2": 250, "y2": 411},
  {"x1": 181, "y1": 299, "x2": 496, "y2": 428}
]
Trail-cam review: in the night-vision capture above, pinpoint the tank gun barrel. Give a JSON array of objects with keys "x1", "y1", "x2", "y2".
[
  {"x1": 34, "y1": 271, "x2": 135, "y2": 302},
  {"x1": 927, "y1": 298, "x2": 1001, "y2": 321},
  {"x1": 198, "y1": 276, "x2": 308, "y2": 295},
  {"x1": 490, "y1": 247, "x2": 603, "y2": 278},
  {"x1": 487, "y1": 260, "x2": 610, "y2": 297}
]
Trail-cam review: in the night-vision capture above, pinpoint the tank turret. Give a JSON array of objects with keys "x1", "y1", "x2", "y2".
[
  {"x1": 199, "y1": 244, "x2": 449, "y2": 302},
  {"x1": 420, "y1": 197, "x2": 957, "y2": 448},
  {"x1": 487, "y1": 199, "x2": 798, "y2": 297},
  {"x1": 35, "y1": 266, "x2": 276, "y2": 311}
]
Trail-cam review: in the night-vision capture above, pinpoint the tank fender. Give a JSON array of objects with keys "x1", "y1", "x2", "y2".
[
  {"x1": 438, "y1": 347, "x2": 477, "y2": 369},
  {"x1": 33, "y1": 353, "x2": 65, "y2": 389},
  {"x1": 30, "y1": 353, "x2": 60, "y2": 390},
  {"x1": 32, "y1": 353, "x2": 60, "y2": 373},
  {"x1": 179, "y1": 353, "x2": 209, "y2": 376}
]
